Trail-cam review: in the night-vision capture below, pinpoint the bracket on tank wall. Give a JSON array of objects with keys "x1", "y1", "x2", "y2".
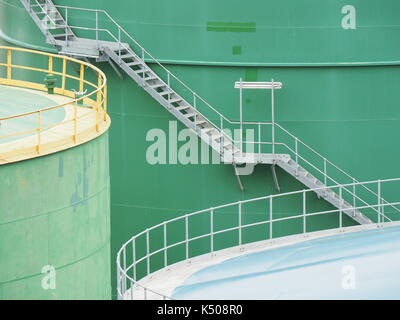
[
  {"x1": 271, "y1": 163, "x2": 281, "y2": 192},
  {"x1": 95, "y1": 53, "x2": 124, "y2": 80},
  {"x1": 233, "y1": 164, "x2": 244, "y2": 191}
]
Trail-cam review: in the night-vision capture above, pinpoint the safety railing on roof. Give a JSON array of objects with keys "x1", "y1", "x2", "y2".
[
  {"x1": 116, "y1": 178, "x2": 400, "y2": 300},
  {"x1": 0, "y1": 46, "x2": 108, "y2": 161}
]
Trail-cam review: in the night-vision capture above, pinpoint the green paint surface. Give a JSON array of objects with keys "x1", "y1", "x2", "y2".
[
  {"x1": 207, "y1": 22, "x2": 256, "y2": 33},
  {"x1": 6, "y1": 0, "x2": 400, "y2": 65},
  {"x1": 232, "y1": 46, "x2": 242, "y2": 55},
  {"x1": 245, "y1": 68, "x2": 258, "y2": 81},
  {"x1": 0, "y1": 133, "x2": 111, "y2": 299}
]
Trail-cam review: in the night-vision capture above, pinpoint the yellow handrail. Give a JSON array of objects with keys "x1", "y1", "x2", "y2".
[{"x1": 0, "y1": 46, "x2": 109, "y2": 161}]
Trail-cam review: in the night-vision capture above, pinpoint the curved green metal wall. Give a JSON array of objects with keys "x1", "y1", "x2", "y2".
[
  {"x1": 2, "y1": 0, "x2": 400, "y2": 299},
  {"x1": 3, "y1": 0, "x2": 400, "y2": 65},
  {"x1": 0, "y1": 132, "x2": 111, "y2": 299}
]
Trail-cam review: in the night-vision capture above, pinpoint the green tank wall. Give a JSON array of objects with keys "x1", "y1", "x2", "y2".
[
  {"x1": 2, "y1": 0, "x2": 400, "y2": 299},
  {"x1": 4, "y1": 0, "x2": 400, "y2": 65},
  {"x1": 0, "y1": 132, "x2": 111, "y2": 300}
]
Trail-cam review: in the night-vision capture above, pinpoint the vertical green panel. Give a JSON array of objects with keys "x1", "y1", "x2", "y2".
[{"x1": 0, "y1": 134, "x2": 111, "y2": 299}]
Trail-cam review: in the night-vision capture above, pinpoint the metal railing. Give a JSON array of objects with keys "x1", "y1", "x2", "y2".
[
  {"x1": 25, "y1": 2, "x2": 400, "y2": 219},
  {"x1": 240, "y1": 121, "x2": 400, "y2": 217},
  {"x1": 25, "y1": 2, "x2": 400, "y2": 221},
  {"x1": 0, "y1": 46, "x2": 107, "y2": 159},
  {"x1": 116, "y1": 178, "x2": 400, "y2": 300},
  {"x1": 27, "y1": 3, "x2": 396, "y2": 196}
]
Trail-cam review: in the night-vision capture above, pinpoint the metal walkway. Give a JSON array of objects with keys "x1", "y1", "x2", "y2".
[{"x1": 20, "y1": 0, "x2": 399, "y2": 225}]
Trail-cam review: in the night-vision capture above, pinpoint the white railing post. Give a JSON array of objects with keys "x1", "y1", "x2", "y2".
[
  {"x1": 239, "y1": 78, "x2": 243, "y2": 155},
  {"x1": 339, "y1": 186, "x2": 343, "y2": 229},
  {"x1": 167, "y1": 72, "x2": 171, "y2": 109},
  {"x1": 118, "y1": 27, "x2": 121, "y2": 64},
  {"x1": 163, "y1": 223, "x2": 167, "y2": 267},
  {"x1": 130, "y1": 280, "x2": 133, "y2": 300},
  {"x1": 116, "y1": 262, "x2": 121, "y2": 299},
  {"x1": 193, "y1": 94, "x2": 197, "y2": 132},
  {"x1": 324, "y1": 158, "x2": 327, "y2": 186},
  {"x1": 141, "y1": 48, "x2": 145, "y2": 86},
  {"x1": 185, "y1": 215, "x2": 189, "y2": 260},
  {"x1": 146, "y1": 229, "x2": 150, "y2": 275},
  {"x1": 238, "y1": 202, "x2": 242, "y2": 246},
  {"x1": 258, "y1": 123, "x2": 261, "y2": 155},
  {"x1": 295, "y1": 138, "x2": 299, "y2": 176},
  {"x1": 352, "y1": 178, "x2": 356, "y2": 217},
  {"x1": 95, "y1": 10, "x2": 99, "y2": 46},
  {"x1": 132, "y1": 240, "x2": 136, "y2": 281},
  {"x1": 210, "y1": 209, "x2": 214, "y2": 255},
  {"x1": 220, "y1": 117, "x2": 224, "y2": 158},
  {"x1": 303, "y1": 190, "x2": 306, "y2": 235},
  {"x1": 271, "y1": 78, "x2": 275, "y2": 156},
  {"x1": 269, "y1": 197, "x2": 273, "y2": 240},
  {"x1": 378, "y1": 180, "x2": 381, "y2": 224},
  {"x1": 65, "y1": 7, "x2": 69, "y2": 47},
  {"x1": 122, "y1": 247, "x2": 127, "y2": 296}
]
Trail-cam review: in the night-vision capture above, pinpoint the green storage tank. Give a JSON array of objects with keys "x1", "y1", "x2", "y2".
[
  {"x1": 0, "y1": 46, "x2": 111, "y2": 299},
  {"x1": 1, "y1": 0, "x2": 400, "y2": 299}
]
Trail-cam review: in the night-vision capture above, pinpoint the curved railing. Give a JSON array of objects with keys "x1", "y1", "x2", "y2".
[
  {"x1": 0, "y1": 46, "x2": 108, "y2": 161},
  {"x1": 116, "y1": 178, "x2": 400, "y2": 300}
]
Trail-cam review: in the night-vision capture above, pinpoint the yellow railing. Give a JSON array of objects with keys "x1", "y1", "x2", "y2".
[{"x1": 0, "y1": 46, "x2": 108, "y2": 161}]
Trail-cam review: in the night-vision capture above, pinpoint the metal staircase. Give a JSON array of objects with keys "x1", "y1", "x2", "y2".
[{"x1": 21, "y1": 0, "x2": 399, "y2": 225}]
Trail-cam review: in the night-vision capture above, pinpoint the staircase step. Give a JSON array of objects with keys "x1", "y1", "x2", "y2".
[
  {"x1": 159, "y1": 90, "x2": 173, "y2": 96},
  {"x1": 53, "y1": 34, "x2": 73, "y2": 39},
  {"x1": 201, "y1": 128, "x2": 215, "y2": 134},
  {"x1": 51, "y1": 25, "x2": 68, "y2": 29},
  {"x1": 120, "y1": 53, "x2": 135, "y2": 59},
  {"x1": 36, "y1": 11, "x2": 57, "y2": 15},
  {"x1": 203, "y1": 129, "x2": 222, "y2": 139},
  {"x1": 29, "y1": 3, "x2": 45, "y2": 7},
  {"x1": 175, "y1": 105, "x2": 190, "y2": 111},
  {"x1": 126, "y1": 61, "x2": 143, "y2": 67},
  {"x1": 114, "y1": 48, "x2": 129, "y2": 55},
  {"x1": 169, "y1": 98, "x2": 182, "y2": 104},
  {"x1": 195, "y1": 120, "x2": 207, "y2": 126},
  {"x1": 183, "y1": 112, "x2": 197, "y2": 118},
  {"x1": 134, "y1": 68, "x2": 150, "y2": 74},
  {"x1": 223, "y1": 140, "x2": 232, "y2": 146},
  {"x1": 211, "y1": 133, "x2": 223, "y2": 140},
  {"x1": 151, "y1": 83, "x2": 167, "y2": 89},
  {"x1": 144, "y1": 76, "x2": 158, "y2": 81},
  {"x1": 37, "y1": 12, "x2": 60, "y2": 18}
]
